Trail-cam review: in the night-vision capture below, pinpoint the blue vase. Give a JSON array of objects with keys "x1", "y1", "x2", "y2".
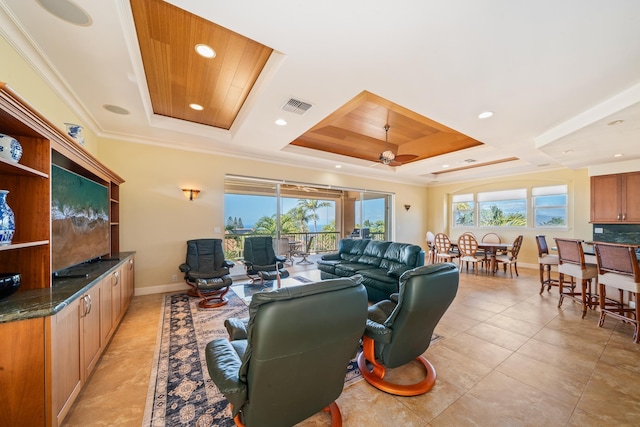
[
  {"x1": 0, "y1": 133, "x2": 22, "y2": 163},
  {"x1": 0, "y1": 190, "x2": 15, "y2": 246}
]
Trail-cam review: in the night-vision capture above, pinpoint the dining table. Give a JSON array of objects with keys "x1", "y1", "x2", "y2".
[{"x1": 451, "y1": 242, "x2": 512, "y2": 275}]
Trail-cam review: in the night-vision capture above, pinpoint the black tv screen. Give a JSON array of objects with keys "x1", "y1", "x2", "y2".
[{"x1": 51, "y1": 164, "x2": 110, "y2": 273}]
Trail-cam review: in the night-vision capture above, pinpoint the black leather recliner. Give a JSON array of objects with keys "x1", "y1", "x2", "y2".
[
  {"x1": 205, "y1": 276, "x2": 369, "y2": 427},
  {"x1": 357, "y1": 263, "x2": 459, "y2": 396},
  {"x1": 243, "y1": 236, "x2": 289, "y2": 283},
  {"x1": 178, "y1": 239, "x2": 234, "y2": 308}
]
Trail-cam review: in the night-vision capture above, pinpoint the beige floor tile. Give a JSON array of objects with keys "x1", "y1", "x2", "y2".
[
  {"x1": 424, "y1": 344, "x2": 493, "y2": 391},
  {"x1": 516, "y1": 337, "x2": 600, "y2": 379},
  {"x1": 438, "y1": 332, "x2": 514, "y2": 370},
  {"x1": 465, "y1": 322, "x2": 530, "y2": 351},
  {"x1": 496, "y1": 352, "x2": 589, "y2": 406},
  {"x1": 576, "y1": 360, "x2": 640, "y2": 425},
  {"x1": 483, "y1": 313, "x2": 544, "y2": 337}
]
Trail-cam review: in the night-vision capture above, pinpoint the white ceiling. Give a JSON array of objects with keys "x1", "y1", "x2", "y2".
[{"x1": 1, "y1": 0, "x2": 639, "y2": 186}]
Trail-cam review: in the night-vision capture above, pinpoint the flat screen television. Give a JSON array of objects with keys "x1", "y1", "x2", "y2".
[{"x1": 51, "y1": 164, "x2": 110, "y2": 273}]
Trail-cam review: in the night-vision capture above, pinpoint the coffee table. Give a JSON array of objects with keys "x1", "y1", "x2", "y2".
[{"x1": 230, "y1": 271, "x2": 320, "y2": 304}]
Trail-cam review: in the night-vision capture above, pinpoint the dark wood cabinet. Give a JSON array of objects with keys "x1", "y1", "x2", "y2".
[{"x1": 591, "y1": 172, "x2": 640, "y2": 223}]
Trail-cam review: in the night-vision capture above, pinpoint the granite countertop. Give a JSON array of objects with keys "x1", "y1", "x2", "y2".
[{"x1": 0, "y1": 252, "x2": 134, "y2": 324}]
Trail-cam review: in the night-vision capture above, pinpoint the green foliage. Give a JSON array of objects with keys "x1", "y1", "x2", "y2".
[
  {"x1": 297, "y1": 199, "x2": 331, "y2": 232},
  {"x1": 454, "y1": 202, "x2": 474, "y2": 226},
  {"x1": 480, "y1": 205, "x2": 526, "y2": 226}
]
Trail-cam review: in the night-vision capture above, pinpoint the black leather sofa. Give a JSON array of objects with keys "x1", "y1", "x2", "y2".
[{"x1": 317, "y1": 238, "x2": 425, "y2": 302}]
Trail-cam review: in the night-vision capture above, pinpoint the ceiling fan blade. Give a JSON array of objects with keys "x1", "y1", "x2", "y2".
[{"x1": 393, "y1": 154, "x2": 418, "y2": 163}]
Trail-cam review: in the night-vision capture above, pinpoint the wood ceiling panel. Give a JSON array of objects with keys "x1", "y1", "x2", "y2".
[
  {"x1": 131, "y1": 0, "x2": 272, "y2": 130},
  {"x1": 291, "y1": 90, "x2": 484, "y2": 165}
]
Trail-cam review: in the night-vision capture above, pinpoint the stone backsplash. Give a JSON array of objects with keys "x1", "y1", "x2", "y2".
[{"x1": 592, "y1": 224, "x2": 640, "y2": 245}]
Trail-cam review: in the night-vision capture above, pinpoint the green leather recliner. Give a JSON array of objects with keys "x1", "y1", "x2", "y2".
[
  {"x1": 205, "y1": 276, "x2": 368, "y2": 427},
  {"x1": 357, "y1": 263, "x2": 459, "y2": 396},
  {"x1": 178, "y1": 238, "x2": 234, "y2": 308},
  {"x1": 243, "y1": 236, "x2": 290, "y2": 284}
]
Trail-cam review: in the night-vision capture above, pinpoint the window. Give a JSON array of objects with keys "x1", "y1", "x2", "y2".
[
  {"x1": 478, "y1": 189, "x2": 527, "y2": 227},
  {"x1": 452, "y1": 194, "x2": 475, "y2": 227},
  {"x1": 532, "y1": 185, "x2": 567, "y2": 227}
]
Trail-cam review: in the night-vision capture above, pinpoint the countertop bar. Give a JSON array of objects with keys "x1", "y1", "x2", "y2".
[{"x1": 0, "y1": 252, "x2": 135, "y2": 324}]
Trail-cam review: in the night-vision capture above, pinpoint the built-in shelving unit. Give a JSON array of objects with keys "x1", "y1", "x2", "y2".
[{"x1": 0, "y1": 82, "x2": 130, "y2": 427}]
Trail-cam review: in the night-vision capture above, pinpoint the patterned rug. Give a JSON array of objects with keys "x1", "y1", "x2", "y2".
[{"x1": 142, "y1": 288, "x2": 362, "y2": 427}]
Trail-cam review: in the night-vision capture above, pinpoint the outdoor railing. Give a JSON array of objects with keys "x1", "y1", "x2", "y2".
[{"x1": 224, "y1": 230, "x2": 386, "y2": 260}]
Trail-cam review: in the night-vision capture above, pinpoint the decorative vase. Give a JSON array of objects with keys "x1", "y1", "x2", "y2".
[
  {"x1": 0, "y1": 190, "x2": 15, "y2": 246},
  {"x1": 0, "y1": 133, "x2": 23, "y2": 163},
  {"x1": 64, "y1": 123, "x2": 85, "y2": 146}
]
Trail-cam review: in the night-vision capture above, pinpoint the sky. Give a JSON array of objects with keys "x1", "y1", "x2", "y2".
[{"x1": 224, "y1": 195, "x2": 385, "y2": 229}]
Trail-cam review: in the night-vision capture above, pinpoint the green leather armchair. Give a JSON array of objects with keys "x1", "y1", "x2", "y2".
[
  {"x1": 357, "y1": 263, "x2": 459, "y2": 396},
  {"x1": 179, "y1": 239, "x2": 234, "y2": 308},
  {"x1": 243, "y1": 236, "x2": 289, "y2": 284},
  {"x1": 205, "y1": 276, "x2": 368, "y2": 427}
]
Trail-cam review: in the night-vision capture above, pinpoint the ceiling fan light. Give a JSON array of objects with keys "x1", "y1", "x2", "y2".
[{"x1": 380, "y1": 150, "x2": 395, "y2": 164}]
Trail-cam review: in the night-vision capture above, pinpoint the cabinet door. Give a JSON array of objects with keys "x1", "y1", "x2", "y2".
[
  {"x1": 0, "y1": 318, "x2": 46, "y2": 427},
  {"x1": 591, "y1": 174, "x2": 622, "y2": 222},
  {"x1": 51, "y1": 300, "x2": 82, "y2": 427},
  {"x1": 622, "y1": 172, "x2": 640, "y2": 222},
  {"x1": 100, "y1": 276, "x2": 114, "y2": 346},
  {"x1": 82, "y1": 286, "x2": 102, "y2": 380},
  {"x1": 121, "y1": 256, "x2": 135, "y2": 313},
  {"x1": 111, "y1": 268, "x2": 122, "y2": 323}
]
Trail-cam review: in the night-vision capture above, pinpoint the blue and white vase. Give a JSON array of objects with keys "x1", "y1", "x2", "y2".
[
  {"x1": 0, "y1": 133, "x2": 23, "y2": 163},
  {"x1": 0, "y1": 190, "x2": 15, "y2": 246},
  {"x1": 64, "y1": 123, "x2": 85, "y2": 146}
]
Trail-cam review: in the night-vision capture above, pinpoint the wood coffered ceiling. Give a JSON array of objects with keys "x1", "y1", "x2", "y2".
[
  {"x1": 131, "y1": 0, "x2": 485, "y2": 165},
  {"x1": 291, "y1": 91, "x2": 485, "y2": 166},
  {"x1": 130, "y1": 0, "x2": 272, "y2": 130}
]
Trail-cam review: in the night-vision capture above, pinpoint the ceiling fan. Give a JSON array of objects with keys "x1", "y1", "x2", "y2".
[{"x1": 378, "y1": 124, "x2": 418, "y2": 166}]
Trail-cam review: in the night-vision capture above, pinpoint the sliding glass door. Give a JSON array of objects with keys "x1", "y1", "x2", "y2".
[{"x1": 224, "y1": 175, "x2": 393, "y2": 274}]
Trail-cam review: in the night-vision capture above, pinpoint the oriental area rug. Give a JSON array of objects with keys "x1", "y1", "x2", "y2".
[{"x1": 142, "y1": 281, "x2": 362, "y2": 427}]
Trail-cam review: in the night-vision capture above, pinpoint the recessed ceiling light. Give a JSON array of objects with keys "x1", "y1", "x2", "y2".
[
  {"x1": 37, "y1": 0, "x2": 92, "y2": 26},
  {"x1": 103, "y1": 104, "x2": 130, "y2": 115},
  {"x1": 614, "y1": 153, "x2": 624, "y2": 157},
  {"x1": 335, "y1": 165, "x2": 342, "y2": 168},
  {"x1": 608, "y1": 119, "x2": 624, "y2": 126},
  {"x1": 442, "y1": 164, "x2": 450, "y2": 168},
  {"x1": 189, "y1": 103, "x2": 204, "y2": 111},
  {"x1": 275, "y1": 119, "x2": 287, "y2": 126},
  {"x1": 195, "y1": 44, "x2": 216, "y2": 58},
  {"x1": 478, "y1": 111, "x2": 493, "y2": 119}
]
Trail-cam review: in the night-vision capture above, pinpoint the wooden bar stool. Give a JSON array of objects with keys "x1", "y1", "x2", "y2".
[
  {"x1": 554, "y1": 238, "x2": 598, "y2": 318},
  {"x1": 593, "y1": 242, "x2": 640, "y2": 343},
  {"x1": 536, "y1": 235, "x2": 559, "y2": 294}
]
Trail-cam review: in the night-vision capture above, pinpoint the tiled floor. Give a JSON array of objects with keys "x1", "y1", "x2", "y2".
[{"x1": 63, "y1": 259, "x2": 640, "y2": 426}]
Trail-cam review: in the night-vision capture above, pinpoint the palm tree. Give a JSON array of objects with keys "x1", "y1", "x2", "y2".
[{"x1": 297, "y1": 199, "x2": 331, "y2": 232}]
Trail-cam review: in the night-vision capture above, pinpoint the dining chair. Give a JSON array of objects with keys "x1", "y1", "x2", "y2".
[
  {"x1": 434, "y1": 233, "x2": 459, "y2": 263},
  {"x1": 554, "y1": 238, "x2": 599, "y2": 318},
  {"x1": 495, "y1": 235, "x2": 523, "y2": 278},
  {"x1": 457, "y1": 233, "x2": 484, "y2": 275},
  {"x1": 536, "y1": 235, "x2": 559, "y2": 294},
  {"x1": 274, "y1": 237, "x2": 292, "y2": 265},
  {"x1": 293, "y1": 235, "x2": 315, "y2": 265},
  {"x1": 426, "y1": 231, "x2": 436, "y2": 264},
  {"x1": 593, "y1": 242, "x2": 640, "y2": 343}
]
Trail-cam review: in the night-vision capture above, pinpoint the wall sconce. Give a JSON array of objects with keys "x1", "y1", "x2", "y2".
[
  {"x1": 404, "y1": 204, "x2": 411, "y2": 211},
  {"x1": 182, "y1": 188, "x2": 200, "y2": 201}
]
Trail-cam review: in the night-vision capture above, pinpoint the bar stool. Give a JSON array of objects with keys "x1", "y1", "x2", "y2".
[
  {"x1": 554, "y1": 238, "x2": 599, "y2": 318},
  {"x1": 536, "y1": 235, "x2": 559, "y2": 294},
  {"x1": 593, "y1": 242, "x2": 640, "y2": 343}
]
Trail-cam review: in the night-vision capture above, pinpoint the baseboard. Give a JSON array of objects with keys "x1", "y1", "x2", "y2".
[{"x1": 135, "y1": 282, "x2": 190, "y2": 296}]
